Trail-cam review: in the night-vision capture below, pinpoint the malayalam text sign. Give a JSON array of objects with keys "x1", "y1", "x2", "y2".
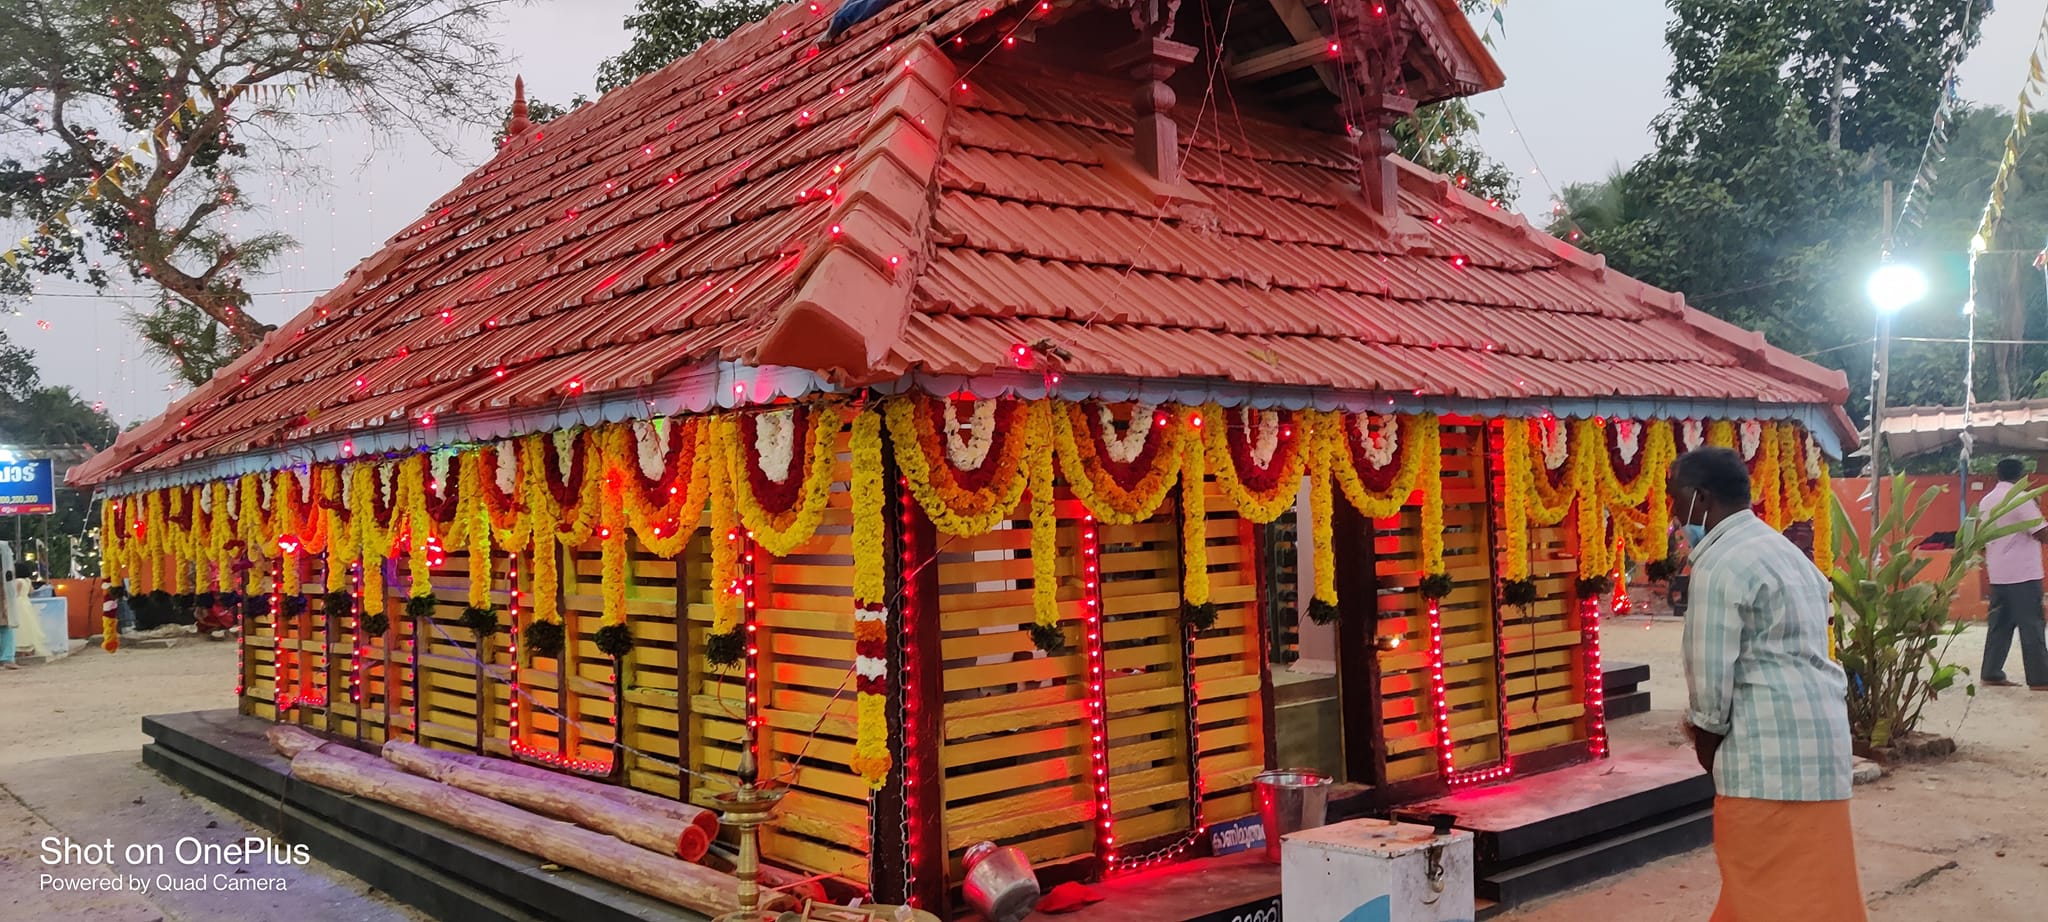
[{"x1": 0, "y1": 458, "x2": 55, "y2": 514}]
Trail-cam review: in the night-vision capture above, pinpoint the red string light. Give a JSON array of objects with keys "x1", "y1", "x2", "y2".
[
  {"x1": 1582, "y1": 590, "x2": 1609, "y2": 758},
  {"x1": 1080, "y1": 512, "x2": 1117, "y2": 866},
  {"x1": 739, "y1": 529, "x2": 762, "y2": 772},
  {"x1": 1427, "y1": 596, "x2": 1455, "y2": 781},
  {"x1": 349, "y1": 561, "x2": 365, "y2": 705},
  {"x1": 898, "y1": 477, "x2": 923, "y2": 907},
  {"x1": 509, "y1": 556, "x2": 524, "y2": 748}
]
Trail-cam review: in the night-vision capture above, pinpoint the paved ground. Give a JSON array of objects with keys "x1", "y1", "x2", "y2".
[
  {"x1": 1498, "y1": 615, "x2": 2048, "y2": 921},
  {"x1": 4, "y1": 616, "x2": 2043, "y2": 921},
  {"x1": 0, "y1": 637, "x2": 425, "y2": 922}
]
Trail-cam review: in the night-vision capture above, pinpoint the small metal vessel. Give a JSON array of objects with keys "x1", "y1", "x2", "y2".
[{"x1": 960, "y1": 841, "x2": 1039, "y2": 922}]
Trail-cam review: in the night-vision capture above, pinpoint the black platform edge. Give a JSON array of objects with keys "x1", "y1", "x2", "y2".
[
  {"x1": 1481, "y1": 772, "x2": 1713, "y2": 863},
  {"x1": 1478, "y1": 806, "x2": 1714, "y2": 909},
  {"x1": 1603, "y1": 662, "x2": 1651, "y2": 689},
  {"x1": 1605, "y1": 690, "x2": 1653, "y2": 720},
  {"x1": 144, "y1": 711, "x2": 708, "y2": 922}
]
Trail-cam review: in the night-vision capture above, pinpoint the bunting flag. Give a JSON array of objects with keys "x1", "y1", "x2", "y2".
[
  {"x1": 0, "y1": 1, "x2": 386, "y2": 272},
  {"x1": 1970, "y1": 6, "x2": 2048, "y2": 257}
]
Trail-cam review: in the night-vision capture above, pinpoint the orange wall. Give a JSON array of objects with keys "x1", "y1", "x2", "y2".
[{"x1": 1833, "y1": 475, "x2": 2041, "y2": 621}]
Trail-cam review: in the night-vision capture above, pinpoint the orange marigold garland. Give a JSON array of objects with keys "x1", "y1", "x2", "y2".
[
  {"x1": 1053, "y1": 400, "x2": 1187, "y2": 526},
  {"x1": 1181, "y1": 411, "x2": 1214, "y2": 630},
  {"x1": 706, "y1": 427, "x2": 743, "y2": 665},
  {"x1": 620, "y1": 418, "x2": 709, "y2": 558},
  {"x1": 1601, "y1": 419, "x2": 1677, "y2": 564},
  {"x1": 723, "y1": 405, "x2": 838, "y2": 558},
  {"x1": 886, "y1": 396, "x2": 1035, "y2": 536},
  {"x1": 1026, "y1": 404, "x2": 1060, "y2": 649},
  {"x1": 1202, "y1": 403, "x2": 1308, "y2": 524},
  {"x1": 849, "y1": 408, "x2": 891, "y2": 789}
]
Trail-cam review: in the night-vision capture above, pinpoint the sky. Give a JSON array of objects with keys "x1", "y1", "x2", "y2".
[{"x1": 8, "y1": 0, "x2": 2048, "y2": 429}]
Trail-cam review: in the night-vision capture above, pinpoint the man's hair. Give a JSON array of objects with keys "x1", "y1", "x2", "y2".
[
  {"x1": 1671, "y1": 447, "x2": 1751, "y2": 506},
  {"x1": 1998, "y1": 458, "x2": 2026, "y2": 482}
]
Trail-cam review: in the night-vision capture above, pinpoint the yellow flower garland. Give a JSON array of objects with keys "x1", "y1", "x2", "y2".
[
  {"x1": 1027, "y1": 407, "x2": 1060, "y2": 635},
  {"x1": 458, "y1": 451, "x2": 493, "y2": 609},
  {"x1": 275, "y1": 471, "x2": 302, "y2": 595},
  {"x1": 167, "y1": 488, "x2": 189, "y2": 594},
  {"x1": 849, "y1": 408, "x2": 891, "y2": 789},
  {"x1": 885, "y1": 397, "x2": 1036, "y2": 536},
  {"x1": 1524, "y1": 421, "x2": 1577, "y2": 528},
  {"x1": 707, "y1": 433, "x2": 742, "y2": 639},
  {"x1": 722, "y1": 408, "x2": 838, "y2": 558},
  {"x1": 397, "y1": 454, "x2": 433, "y2": 594},
  {"x1": 1568, "y1": 419, "x2": 1608, "y2": 579},
  {"x1": 1814, "y1": 467, "x2": 1835, "y2": 576},
  {"x1": 1753, "y1": 422, "x2": 1785, "y2": 529},
  {"x1": 1420, "y1": 428, "x2": 1445, "y2": 577},
  {"x1": 1499, "y1": 421, "x2": 1532, "y2": 583},
  {"x1": 1181, "y1": 416, "x2": 1210, "y2": 608},
  {"x1": 1306, "y1": 423, "x2": 1338, "y2": 609},
  {"x1": 321, "y1": 467, "x2": 355, "y2": 592},
  {"x1": 1707, "y1": 419, "x2": 1735, "y2": 449},
  {"x1": 1321, "y1": 411, "x2": 1435, "y2": 520},
  {"x1": 145, "y1": 489, "x2": 166, "y2": 589},
  {"x1": 550, "y1": 431, "x2": 603, "y2": 549},
  {"x1": 850, "y1": 410, "x2": 886, "y2": 605},
  {"x1": 519, "y1": 435, "x2": 562, "y2": 629},
  {"x1": 1201, "y1": 403, "x2": 1307, "y2": 524},
  {"x1": 620, "y1": 420, "x2": 710, "y2": 558},
  {"x1": 1053, "y1": 401, "x2": 1187, "y2": 526}
]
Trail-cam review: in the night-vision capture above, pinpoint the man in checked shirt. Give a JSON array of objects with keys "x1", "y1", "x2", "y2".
[{"x1": 1669, "y1": 447, "x2": 1866, "y2": 922}]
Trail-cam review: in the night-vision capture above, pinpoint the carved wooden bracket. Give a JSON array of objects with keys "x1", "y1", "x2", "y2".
[
  {"x1": 1112, "y1": 37, "x2": 1201, "y2": 185},
  {"x1": 1330, "y1": 0, "x2": 1416, "y2": 226}
]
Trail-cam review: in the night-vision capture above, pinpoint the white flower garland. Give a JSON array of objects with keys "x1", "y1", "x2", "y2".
[
  {"x1": 1739, "y1": 420, "x2": 1763, "y2": 461},
  {"x1": 298, "y1": 467, "x2": 314, "y2": 504},
  {"x1": 1615, "y1": 419, "x2": 1642, "y2": 466},
  {"x1": 633, "y1": 419, "x2": 668, "y2": 482},
  {"x1": 1681, "y1": 419, "x2": 1705, "y2": 452},
  {"x1": 944, "y1": 399, "x2": 998, "y2": 472},
  {"x1": 1540, "y1": 418, "x2": 1570, "y2": 471},
  {"x1": 1804, "y1": 432, "x2": 1823, "y2": 479},
  {"x1": 755, "y1": 409, "x2": 798, "y2": 484},
  {"x1": 494, "y1": 441, "x2": 518, "y2": 497},
  {"x1": 552, "y1": 429, "x2": 579, "y2": 481},
  {"x1": 260, "y1": 471, "x2": 275, "y2": 509},
  {"x1": 199, "y1": 484, "x2": 213, "y2": 514},
  {"x1": 429, "y1": 451, "x2": 454, "y2": 501},
  {"x1": 854, "y1": 607, "x2": 887, "y2": 680},
  {"x1": 377, "y1": 461, "x2": 396, "y2": 508},
  {"x1": 1099, "y1": 402, "x2": 1158, "y2": 464},
  {"x1": 1242, "y1": 408, "x2": 1282, "y2": 468},
  {"x1": 1358, "y1": 413, "x2": 1400, "y2": 470}
]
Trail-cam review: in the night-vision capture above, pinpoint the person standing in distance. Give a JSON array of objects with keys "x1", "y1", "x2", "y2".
[
  {"x1": 1670, "y1": 447, "x2": 1864, "y2": 922},
  {"x1": 1978, "y1": 457, "x2": 2048, "y2": 690}
]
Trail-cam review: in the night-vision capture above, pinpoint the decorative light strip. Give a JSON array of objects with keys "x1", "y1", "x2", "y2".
[
  {"x1": 405, "y1": 555, "x2": 420, "y2": 739},
  {"x1": 1080, "y1": 512, "x2": 1117, "y2": 866},
  {"x1": 508, "y1": 554, "x2": 524, "y2": 750},
  {"x1": 741, "y1": 529, "x2": 761, "y2": 773},
  {"x1": 510, "y1": 739, "x2": 615, "y2": 775},
  {"x1": 1110, "y1": 501, "x2": 1208, "y2": 875},
  {"x1": 349, "y1": 562, "x2": 365, "y2": 705},
  {"x1": 1449, "y1": 763, "x2": 1513, "y2": 787},
  {"x1": 272, "y1": 557, "x2": 290, "y2": 711},
  {"x1": 1582, "y1": 593, "x2": 1609, "y2": 758},
  {"x1": 1427, "y1": 596, "x2": 1455, "y2": 781},
  {"x1": 897, "y1": 477, "x2": 922, "y2": 907}
]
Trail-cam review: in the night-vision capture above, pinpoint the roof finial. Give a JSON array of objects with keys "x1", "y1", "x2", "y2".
[{"x1": 503, "y1": 75, "x2": 530, "y2": 145}]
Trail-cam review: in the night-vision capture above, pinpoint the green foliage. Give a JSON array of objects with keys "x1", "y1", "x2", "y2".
[
  {"x1": 1554, "y1": 1, "x2": 1993, "y2": 423},
  {"x1": 1828, "y1": 474, "x2": 2044, "y2": 747},
  {"x1": 596, "y1": 0, "x2": 776, "y2": 93},
  {"x1": 0, "y1": 0, "x2": 514, "y2": 378},
  {"x1": 1396, "y1": 99, "x2": 1518, "y2": 206}
]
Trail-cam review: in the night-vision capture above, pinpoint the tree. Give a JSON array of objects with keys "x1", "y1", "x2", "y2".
[
  {"x1": 596, "y1": 0, "x2": 775, "y2": 94},
  {"x1": 0, "y1": 0, "x2": 520, "y2": 385},
  {"x1": 490, "y1": 93, "x2": 585, "y2": 148},
  {"x1": 1552, "y1": 0, "x2": 1990, "y2": 424},
  {"x1": 1396, "y1": 98, "x2": 1517, "y2": 205}
]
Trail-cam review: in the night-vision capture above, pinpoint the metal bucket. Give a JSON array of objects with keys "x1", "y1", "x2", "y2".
[
  {"x1": 1254, "y1": 769, "x2": 1332, "y2": 862},
  {"x1": 961, "y1": 840, "x2": 1039, "y2": 922}
]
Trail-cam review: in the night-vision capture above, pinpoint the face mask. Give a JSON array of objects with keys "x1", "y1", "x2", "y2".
[{"x1": 1679, "y1": 492, "x2": 1706, "y2": 548}]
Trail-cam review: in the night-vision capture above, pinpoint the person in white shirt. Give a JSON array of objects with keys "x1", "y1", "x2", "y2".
[{"x1": 1978, "y1": 458, "x2": 2048, "y2": 690}]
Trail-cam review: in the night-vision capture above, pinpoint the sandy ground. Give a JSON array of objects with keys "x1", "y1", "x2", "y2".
[
  {"x1": 0, "y1": 636, "x2": 425, "y2": 922},
  {"x1": 2, "y1": 617, "x2": 2043, "y2": 921},
  {"x1": 1498, "y1": 615, "x2": 2048, "y2": 921}
]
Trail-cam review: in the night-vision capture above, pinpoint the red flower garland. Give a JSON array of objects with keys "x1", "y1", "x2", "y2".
[
  {"x1": 854, "y1": 602, "x2": 887, "y2": 697},
  {"x1": 627, "y1": 419, "x2": 691, "y2": 513},
  {"x1": 1082, "y1": 404, "x2": 1174, "y2": 492},
  {"x1": 478, "y1": 445, "x2": 522, "y2": 519},
  {"x1": 919, "y1": 397, "x2": 1023, "y2": 493},
  {"x1": 541, "y1": 431, "x2": 590, "y2": 512},
  {"x1": 1607, "y1": 423, "x2": 1645, "y2": 484},
  {"x1": 1226, "y1": 408, "x2": 1302, "y2": 494},
  {"x1": 738, "y1": 406, "x2": 812, "y2": 515},
  {"x1": 1343, "y1": 413, "x2": 1409, "y2": 492}
]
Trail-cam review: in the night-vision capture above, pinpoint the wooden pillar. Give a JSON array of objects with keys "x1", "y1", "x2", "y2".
[
  {"x1": 869, "y1": 434, "x2": 949, "y2": 913},
  {"x1": 1332, "y1": 501, "x2": 1386, "y2": 787}
]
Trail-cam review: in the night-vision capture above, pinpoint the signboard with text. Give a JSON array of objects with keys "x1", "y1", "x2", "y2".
[{"x1": 0, "y1": 458, "x2": 55, "y2": 515}]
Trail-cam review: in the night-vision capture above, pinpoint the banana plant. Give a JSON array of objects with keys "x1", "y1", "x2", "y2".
[{"x1": 1828, "y1": 475, "x2": 2048, "y2": 749}]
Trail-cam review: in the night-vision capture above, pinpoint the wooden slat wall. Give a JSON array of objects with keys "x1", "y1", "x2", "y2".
[
  {"x1": 621, "y1": 540, "x2": 687, "y2": 799},
  {"x1": 1097, "y1": 499, "x2": 1195, "y2": 852},
  {"x1": 561, "y1": 541, "x2": 622, "y2": 766},
  {"x1": 685, "y1": 525, "x2": 747, "y2": 799},
  {"x1": 1438, "y1": 423, "x2": 1503, "y2": 769},
  {"x1": 1259, "y1": 515, "x2": 1301, "y2": 666},
  {"x1": 1489, "y1": 421, "x2": 1588, "y2": 755},
  {"x1": 419, "y1": 554, "x2": 488, "y2": 752},
  {"x1": 1192, "y1": 479, "x2": 1268, "y2": 825},
  {"x1": 935, "y1": 497, "x2": 1096, "y2": 879},
  {"x1": 245, "y1": 583, "x2": 280, "y2": 722},
  {"x1": 753, "y1": 420, "x2": 871, "y2": 885},
  {"x1": 1372, "y1": 493, "x2": 1436, "y2": 784},
  {"x1": 289, "y1": 560, "x2": 333, "y2": 729}
]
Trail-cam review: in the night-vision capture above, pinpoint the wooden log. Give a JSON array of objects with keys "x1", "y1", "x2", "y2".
[
  {"x1": 267, "y1": 725, "x2": 331, "y2": 759},
  {"x1": 291, "y1": 748, "x2": 778, "y2": 917},
  {"x1": 382, "y1": 741, "x2": 712, "y2": 862},
  {"x1": 381, "y1": 741, "x2": 719, "y2": 837}
]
